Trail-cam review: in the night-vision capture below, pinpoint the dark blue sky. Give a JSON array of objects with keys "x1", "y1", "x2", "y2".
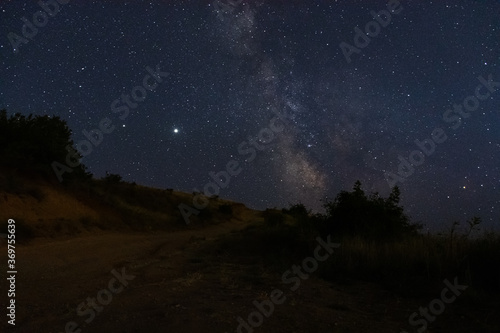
[{"x1": 1, "y1": 0, "x2": 499, "y2": 232}]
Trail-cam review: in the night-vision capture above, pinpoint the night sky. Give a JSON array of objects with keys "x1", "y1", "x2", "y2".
[{"x1": 1, "y1": 1, "x2": 499, "y2": 231}]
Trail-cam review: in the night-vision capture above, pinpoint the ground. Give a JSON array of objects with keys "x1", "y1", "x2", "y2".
[{"x1": 1, "y1": 217, "x2": 498, "y2": 333}]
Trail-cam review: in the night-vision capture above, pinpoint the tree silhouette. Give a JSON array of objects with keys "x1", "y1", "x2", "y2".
[
  {"x1": 282, "y1": 203, "x2": 312, "y2": 233},
  {"x1": 322, "y1": 180, "x2": 420, "y2": 240},
  {"x1": 0, "y1": 109, "x2": 91, "y2": 181}
]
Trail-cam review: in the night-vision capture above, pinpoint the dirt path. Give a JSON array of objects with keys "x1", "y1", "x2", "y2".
[
  {"x1": 1, "y1": 218, "x2": 498, "y2": 333},
  {"x1": 1, "y1": 219, "x2": 249, "y2": 333}
]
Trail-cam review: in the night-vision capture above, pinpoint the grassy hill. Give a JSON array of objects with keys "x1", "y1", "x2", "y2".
[{"x1": 0, "y1": 168, "x2": 253, "y2": 239}]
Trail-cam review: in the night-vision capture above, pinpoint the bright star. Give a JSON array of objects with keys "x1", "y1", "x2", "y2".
[{"x1": 173, "y1": 128, "x2": 179, "y2": 133}]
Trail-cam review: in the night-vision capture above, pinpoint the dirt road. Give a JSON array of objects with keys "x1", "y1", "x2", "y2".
[
  {"x1": 1, "y1": 219, "x2": 498, "y2": 333},
  {"x1": 1, "y1": 220, "x2": 251, "y2": 333}
]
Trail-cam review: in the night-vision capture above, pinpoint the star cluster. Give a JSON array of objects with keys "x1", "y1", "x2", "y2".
[{"x1": 1, "y1": 1, "x2": 499, "y2": 231}]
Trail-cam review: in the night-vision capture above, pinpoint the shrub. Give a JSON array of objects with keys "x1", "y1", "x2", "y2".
[
  {"x1": 0, "y1": 109, "x2": 92, "y2": 181},
  {"x1": 322, "y1": 180, "x2": 421, "y2": 241},
  {"x1": 218, "y1": 204, "x2": 233, "y2": 215},
  {"x1": 282, "y1": 203, "x2": 312, "y2": 233},
  {"x1": 263, "y1": 209, "x2": 285, "y2": 227},
  {"x1": 103, "y1": 172, "x2": 123, "y2": 184}
]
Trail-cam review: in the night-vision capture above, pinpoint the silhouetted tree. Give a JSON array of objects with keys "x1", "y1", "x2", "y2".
[
  {"x1": 282, "y1": 203, "x2": 309, "y2": 217},
  {"x1": 282, "y1": 203, "x2": 311, "y2": 232},
  {"x1": 0, "y1": 109, "x2": 91, "y2": 181},
  {"x1": 322, "y1": 180, "x2": 420, "y2": 240}
]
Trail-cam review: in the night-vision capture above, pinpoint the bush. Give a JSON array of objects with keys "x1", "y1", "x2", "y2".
[
  {"x1": 263, "y1": 209, "x2": 285, "y2": 227},
  {"x1": 0, "y1": 109, "x2": 91, "y2": 181},
  {"x1": 282, "y1": 203, "x2": 312, "y2": 233},
  {"x1": 218, "y1": 204, "x2": 233, "y2": 215},
  {"x1": 103, "y1": 172, "x2": 123, "y2": 184},
  {"x1": 322, "y1": 180, "x2": 421, "y2": 241}
]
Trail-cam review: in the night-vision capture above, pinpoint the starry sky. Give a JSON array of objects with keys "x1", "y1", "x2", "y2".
[{"x1": 1, "y1": 0, "x2": 499, "y2": 232}]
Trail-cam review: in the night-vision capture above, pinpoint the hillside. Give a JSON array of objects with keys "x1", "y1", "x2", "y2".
[{"x1": 0, "y1": 168, "x2": 254, "y2": 239}]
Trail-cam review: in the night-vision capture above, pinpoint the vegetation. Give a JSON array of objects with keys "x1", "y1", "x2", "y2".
[
  {"x1": 212, "y1": 181, "x2": 500, "y2": 297},
  {"x1": 0, "y1": 109, "x2": 91, "y2": 181},
  {"x1": 320, "y1": 180, "x2": 421, "y2": 241}
]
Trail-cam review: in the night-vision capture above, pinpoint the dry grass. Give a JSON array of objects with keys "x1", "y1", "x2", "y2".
[
  {"x1": 0, "y1": 172, "x2": 256, "y2": 239},
  {"x1": 318, "y1": 233, "x2": 500, "y2": 297}
]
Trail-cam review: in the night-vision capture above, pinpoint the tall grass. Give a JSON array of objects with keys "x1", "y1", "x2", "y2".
[
  {"x1": 252, "y1": 209, "x2": 500, "y2": 296},
  {"x1": 315, "y1": 232, "x2": 500, "y2": 295}
]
